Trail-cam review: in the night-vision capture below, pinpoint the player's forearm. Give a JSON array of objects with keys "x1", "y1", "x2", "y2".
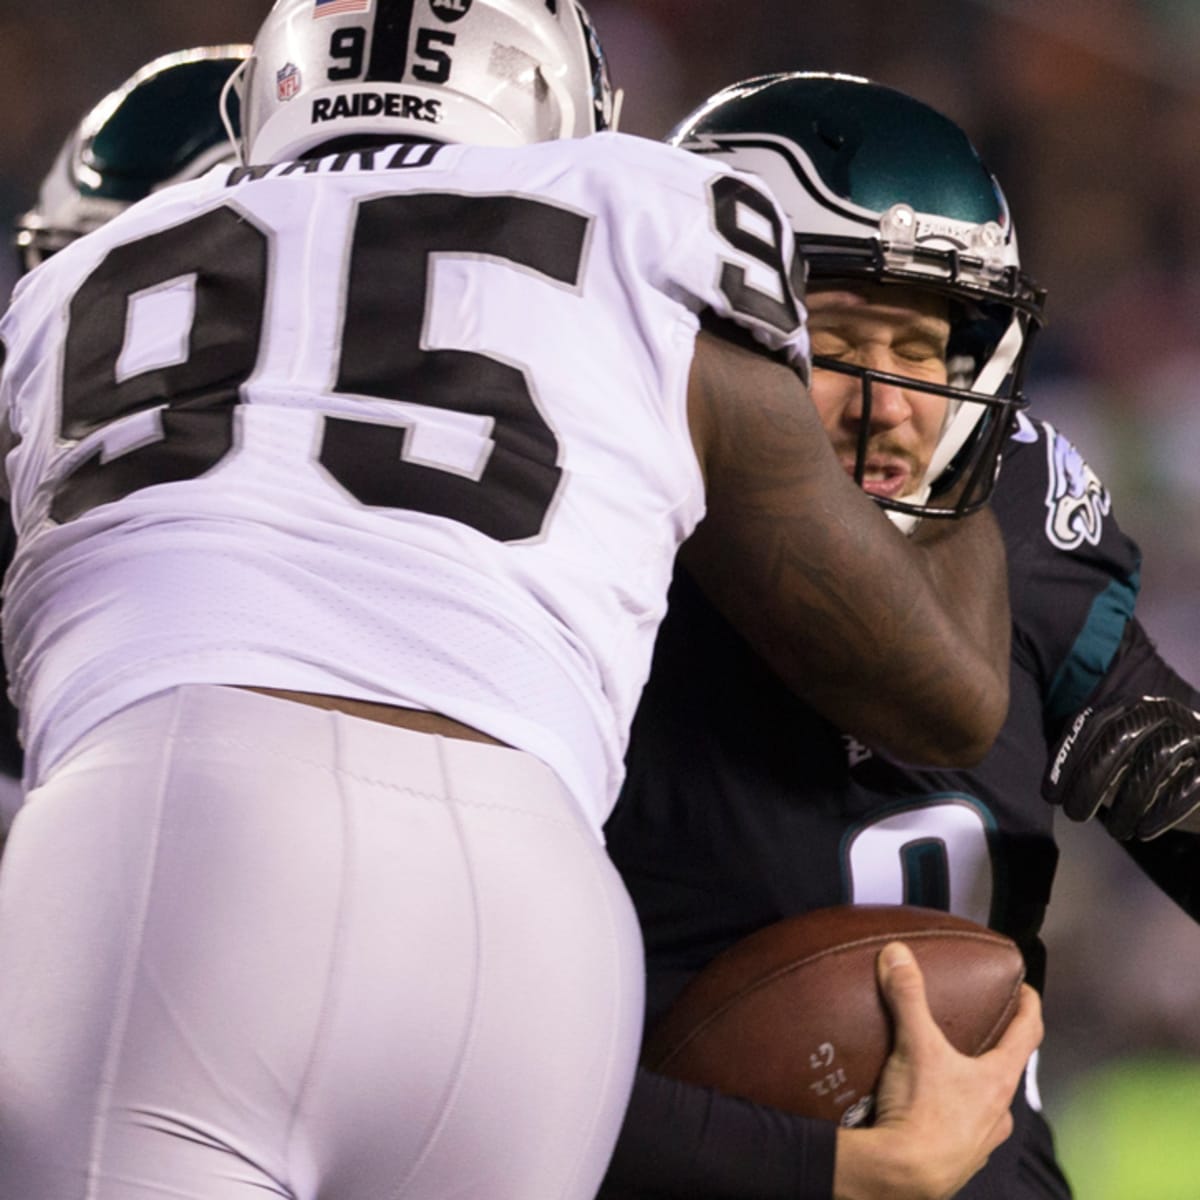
[
  {"x1": 599, "y1": 1067, "x2": 836, "y2": 1200},
  {"x1": 686, "y1": 333, "x2": 1010, "y2": 768},
  {"x1": 834, "y1": 1129, "x2": 922, "y2": 1200},
  {"x1": 781, "y1": 503, "x2": 1010, "y2": 768},
  {"x1": 683, "y1": 504, "x2": 1010, "y2": 769},
  {"x1": 900, "y1": 505, "x2": 1012, "y2": 761}
]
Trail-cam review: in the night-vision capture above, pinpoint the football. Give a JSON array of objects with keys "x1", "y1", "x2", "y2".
[{"x1": 642, "y1": 904, "x2": 1025, "y2": 1127}]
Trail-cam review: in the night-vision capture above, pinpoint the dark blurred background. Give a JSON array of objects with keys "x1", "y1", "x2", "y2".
[{"x1": 2, "y1": 1, "x2": 1198, "y2": 1191}]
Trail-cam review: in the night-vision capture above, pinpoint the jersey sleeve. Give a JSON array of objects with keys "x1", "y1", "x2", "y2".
[
  {"x1": 996, "y1": 418, "x2": 1200, "y2": 920},
  {"x1": 594, "y1": 135, "x2": 810, "y2": 380},
  {"x1": 599, "y1": 1066, "x2": 836, "y2": 1200},
  {"x1": 992, "y1": 414, "x2": 1142, "y2": 738}
]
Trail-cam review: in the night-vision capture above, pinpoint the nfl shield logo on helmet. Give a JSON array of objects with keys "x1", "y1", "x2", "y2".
[{"x1": 277, "y1": 63, "x2": 301, "y2": 102}]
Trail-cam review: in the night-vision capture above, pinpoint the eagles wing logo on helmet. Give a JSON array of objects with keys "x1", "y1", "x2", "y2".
[
  {"x1": 235, "y1": 0, "x2": 615, "y2": 165},
  {"x1": 669, "y1": 72, "x2": 1047, "y2": 527},
  {"x1": 14, "y1": 45, "x2": 248, "y2": 275}
]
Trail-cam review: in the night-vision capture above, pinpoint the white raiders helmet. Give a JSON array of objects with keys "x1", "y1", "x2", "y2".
[
  {"x1": 231, "y1": 0, "x2": 617, "y2": 164},
  {"x1": 671, "y1": 72, "x2": 1047, "y2": 526}
]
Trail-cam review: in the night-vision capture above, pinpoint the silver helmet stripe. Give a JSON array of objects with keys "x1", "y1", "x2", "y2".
[{"x1": 366, "y1": 0, "x2": 417, "y2": 81}]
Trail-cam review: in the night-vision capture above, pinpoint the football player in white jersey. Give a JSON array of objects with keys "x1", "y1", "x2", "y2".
[
  {"x1": 0, "y1": 4, "x2": 1035, "y2": 1198},
  {"x1": 0, "y1": 46, "x2": 251, "y2": 830}
]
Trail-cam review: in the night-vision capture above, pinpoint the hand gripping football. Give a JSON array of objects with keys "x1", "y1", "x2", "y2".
[{"x1": 642, "y1": 904, "x2": 1025, "y2": 1127}]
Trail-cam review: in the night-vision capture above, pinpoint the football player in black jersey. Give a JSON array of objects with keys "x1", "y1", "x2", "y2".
[
  {"x1": 600, "y1": 74, "x2": 1200, "y2": 1200},
  {"x1": 8, "y1": 54, "x2": 1190, "y2": 1200}
]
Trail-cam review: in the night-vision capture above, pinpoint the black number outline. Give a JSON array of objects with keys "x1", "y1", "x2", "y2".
[
  {"x1": 328, "y1": 27, "x2": 367, "y2": 81},
  {"x1": 413, "y1": 28, "x2": 456, "y2": 84},
  {"x1": 321, "y1": 191, "x2": 589, "y2": 541},
  {"x1": 52, "y1": 206, "x2": 269, "y2": 524},
  {"x1": 709, "y1": 174, "x2": 801, "y2": 335},
  {"x1": 50, "y1": 193, "x2": 591, "y2": 544}
]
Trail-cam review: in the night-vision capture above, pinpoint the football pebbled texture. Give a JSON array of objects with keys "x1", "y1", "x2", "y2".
[{"x1": 642, "y1": 904, "x2": 1025, "y2": 1127}]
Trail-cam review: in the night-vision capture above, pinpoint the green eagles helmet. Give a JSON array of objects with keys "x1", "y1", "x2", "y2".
[
  {"x1": 14, "y1": 45, "x2": 249, "y2": 274},
  {"x1": 671, "y1": 72, "x2": 1047, "y2": 525}
]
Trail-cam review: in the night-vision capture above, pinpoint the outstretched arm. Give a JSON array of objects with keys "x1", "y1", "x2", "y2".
[
  {"x1": 684, "y1": 330, "x2": 1010, "y2": 767},
  {"x1": 599, "y1": 1067, "x2": 836, "y2": 1199}
]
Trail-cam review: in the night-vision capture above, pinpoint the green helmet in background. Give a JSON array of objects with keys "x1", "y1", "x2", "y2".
[
  {"x1": 14, "y1": 45, "x2": 249, "y2": 274},
  {"x1": 671, "y1": 72, "x2": 1047, "y2": 524}
]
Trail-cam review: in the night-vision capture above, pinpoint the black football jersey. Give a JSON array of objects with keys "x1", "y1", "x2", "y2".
[
  {"x1": 608, "y1": 414, "x2": 1141, "y2": 1016},
  {"x1": 601, "y1": 414, "x2": 1144, "y2": 1200}
]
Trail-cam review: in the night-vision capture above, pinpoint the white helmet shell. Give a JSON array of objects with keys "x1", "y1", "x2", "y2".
[{"x1": 236, "y1": 0, "x2": 614, "y2": 164}]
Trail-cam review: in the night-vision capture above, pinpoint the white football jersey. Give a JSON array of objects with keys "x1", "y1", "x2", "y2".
[{"x1": 0, "y1": 132, "x2": 808, "y2": 830}]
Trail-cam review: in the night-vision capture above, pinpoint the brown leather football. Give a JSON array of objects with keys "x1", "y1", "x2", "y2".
[{"x1": 642, "y1": 904, "x2": 1025, "y2": 1127}]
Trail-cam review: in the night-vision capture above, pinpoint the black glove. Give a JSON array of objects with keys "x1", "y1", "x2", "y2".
[{"x1": 1043, "y1": 697, "x2": 1200, "y2": 840}]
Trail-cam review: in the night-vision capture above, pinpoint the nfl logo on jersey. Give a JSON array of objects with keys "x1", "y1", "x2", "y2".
[{"x1": 277, "y1": 63, "x2": 301, "y2": 102}]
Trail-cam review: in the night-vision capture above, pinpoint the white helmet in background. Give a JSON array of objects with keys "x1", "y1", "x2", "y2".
[{"x1": 232, "y1": 0, "x2": 616, "y2": 164}]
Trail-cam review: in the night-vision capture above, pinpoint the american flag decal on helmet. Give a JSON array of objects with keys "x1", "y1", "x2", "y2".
[{"x1": 313, "y1": 0, "x2": 372, "y2": 17}]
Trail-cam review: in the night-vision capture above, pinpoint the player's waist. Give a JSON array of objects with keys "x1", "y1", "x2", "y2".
[{"x1": 240, "y1": 687, "x2": 506, "y2": 747}]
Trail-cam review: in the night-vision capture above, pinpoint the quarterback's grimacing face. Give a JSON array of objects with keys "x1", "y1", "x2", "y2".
[{"x1": 807, "y1": 283, "x2": 952, "y2": 502}]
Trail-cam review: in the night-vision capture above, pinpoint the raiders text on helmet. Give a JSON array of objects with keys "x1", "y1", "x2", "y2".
[
  {"x1": 13, "y1": 46, "x2": 248, "y2": 274},
  {"x1": 234, "y1": 0, "x2": 615, "y2": 164},
  {"x1": 671, "y1": 72, "x2": 1047, "y2": 524}
]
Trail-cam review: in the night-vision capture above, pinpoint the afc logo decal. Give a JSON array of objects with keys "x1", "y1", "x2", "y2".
[
  {"x1": 1043, "y1": 423, "x2": 1111, "y2": 551},
  {"x1": 430, "y1": 0, "x2": 473, "y2": 20}
]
